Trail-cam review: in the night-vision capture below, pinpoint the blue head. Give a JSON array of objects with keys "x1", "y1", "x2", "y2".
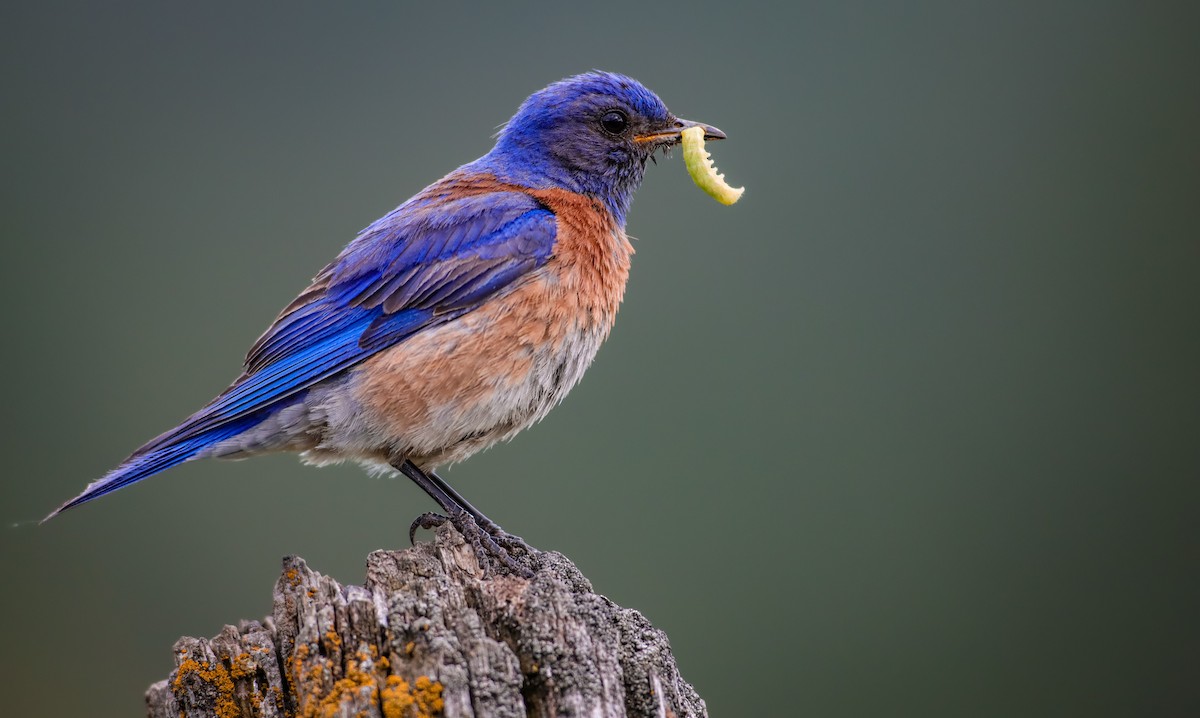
[{"x1": 476, "y1": 72, "x2": 725, "y2": 224}]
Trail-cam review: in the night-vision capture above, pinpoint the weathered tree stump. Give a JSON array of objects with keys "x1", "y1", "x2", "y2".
[{"x1": 145, "y1": 525, "x2": 707, "y2": 717}]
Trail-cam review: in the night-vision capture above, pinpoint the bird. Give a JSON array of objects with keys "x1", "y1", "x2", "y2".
[{"x1": 46, "y1": 71, "x2": 726, "y2": 575}]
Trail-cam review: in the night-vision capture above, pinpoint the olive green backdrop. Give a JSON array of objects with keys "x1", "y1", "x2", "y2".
[{"x1": 3, "y1": 2, "x2": 1198, "y2": 716}]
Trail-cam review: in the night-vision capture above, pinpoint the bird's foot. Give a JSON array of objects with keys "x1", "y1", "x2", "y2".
[
  {"x1": 454, "y1": 511, "x2": 534, "y2": 578},
  {"x1": 408, "y1": 510, "x2": 533, "y2": 579},
  {"x1": 394, "y1": 459, "x2": 534, "y2": 577},
  {"x1": 410, "y1": 511, "x2": 531, "y2": 557}
]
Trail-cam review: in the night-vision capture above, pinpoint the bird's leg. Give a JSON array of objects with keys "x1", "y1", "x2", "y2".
[
  {"x1": 393, "y1": 459, "x2": 532, "y2": 578},
  {"x1": 426, "y1": 468, "x2": 530, "y2": 554}
]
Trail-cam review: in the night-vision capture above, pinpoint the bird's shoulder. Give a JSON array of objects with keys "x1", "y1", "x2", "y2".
[
  {"x1": 521, "y1": 185, "x2": 633, "y2": 278},
  {"x1": 407, "y1": 173, "x2": 635, "y2": 323}
]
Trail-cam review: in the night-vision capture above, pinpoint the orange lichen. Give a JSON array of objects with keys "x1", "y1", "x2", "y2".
[
  {"x1": 229, "y1": 652, "x2": 255, "y2": 680},
  {"x1": 285, "y1": 637, "x2": 443, "y2": 718},
  {"x1": 381, "y1": 675, "x2": 445, "y2": 718},
  {"x1": 412, "y1": 675, "x2": 445, "y2": 716},
  {"x1": 172, "y1": 658, "x2": 238, "y2": 718},
  {"x1": 285, "y1": 568, "x2": 301, "y2": 587},
  {"x1": 380, "y1": 676, "x2": 414, "y2": 717},
  {"x1": 306, "y1": 659, "x2": 378, "y2": 718}
]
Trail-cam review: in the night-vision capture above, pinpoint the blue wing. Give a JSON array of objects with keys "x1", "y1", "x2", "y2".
[{"x1": 49, "y1": 188, "x2": 557, "y2": 517}]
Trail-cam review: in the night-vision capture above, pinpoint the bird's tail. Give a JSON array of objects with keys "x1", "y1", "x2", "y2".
[{"x1": 42, "y1": 412, "x2": 265, "y2": 523}]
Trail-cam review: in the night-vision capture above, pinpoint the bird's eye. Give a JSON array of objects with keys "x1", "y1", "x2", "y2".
[{"x1": 600, "y1": 110, "x2": 629, "y2": 135}]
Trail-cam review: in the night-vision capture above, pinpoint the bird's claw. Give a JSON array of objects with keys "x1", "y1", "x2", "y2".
[
  {"x1": 469, "y1": 516, "x2": 531, "y2": 555},
  {"x1": 487, "y1": 526, "x2": 532, "y2": 555},
  {"x1": 408, "y1": 511, "x2": 448, "y2": 546}
]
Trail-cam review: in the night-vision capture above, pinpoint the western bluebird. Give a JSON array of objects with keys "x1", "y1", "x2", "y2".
[{"x1": 47, "y1": 71, "x2": 726, "y2": 574}]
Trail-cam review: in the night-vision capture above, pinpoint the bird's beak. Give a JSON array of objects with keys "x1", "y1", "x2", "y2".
[{"x1": 634, "y1": 118, "x2": 727, "y2": 145}]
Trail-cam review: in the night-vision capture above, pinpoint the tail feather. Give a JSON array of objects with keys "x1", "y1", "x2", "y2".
[{"x1": 43, "y1": 414, "x2": 263, "y2": 522}]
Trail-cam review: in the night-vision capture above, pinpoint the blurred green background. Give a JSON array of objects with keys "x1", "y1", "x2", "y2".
[{"x1": 3, "y1": 2, "x2": 1198, "y2": 716}]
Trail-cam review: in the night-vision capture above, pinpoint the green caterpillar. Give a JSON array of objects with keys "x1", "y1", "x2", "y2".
[{"x1": 681, "y1": 126, "x2": 744, "y2": 205}]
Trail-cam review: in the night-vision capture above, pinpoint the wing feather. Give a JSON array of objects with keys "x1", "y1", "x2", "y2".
[{"x1": 139, "y1": 188, "x2": 556, "y2": 456}]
